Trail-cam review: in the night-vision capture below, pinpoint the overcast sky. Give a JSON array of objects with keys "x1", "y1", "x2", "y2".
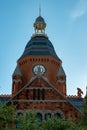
[{"x1": 0, "y1": 0, "x2": 87, "y2": 97}]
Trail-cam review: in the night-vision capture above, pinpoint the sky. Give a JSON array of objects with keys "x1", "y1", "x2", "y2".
[{"x1": 0, "y1": 0, "x2": 87, "y2": 97}]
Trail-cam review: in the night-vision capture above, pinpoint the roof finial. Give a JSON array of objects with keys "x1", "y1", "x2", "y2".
[
  {"x1": 32, "y1": 6, "x2": 47, "y2": 37},
  {"x1": 39, "y1": 4, "x2": 41, "y2": 16}
]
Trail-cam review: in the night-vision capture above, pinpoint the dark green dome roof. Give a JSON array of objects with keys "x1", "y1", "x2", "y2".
[
  {"x1": 19, "y1": 35, "x2": 59, "y2": 59},
  {"x1": 35, "y1": 16, "x2": 45, "y2": 23}
]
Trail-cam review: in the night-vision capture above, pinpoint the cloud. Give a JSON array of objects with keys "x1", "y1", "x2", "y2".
[{"x1": 70, "y1": 0, "x2": 87, "y2": 20}]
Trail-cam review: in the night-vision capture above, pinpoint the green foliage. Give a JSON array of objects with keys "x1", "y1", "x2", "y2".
[
  {"x1": 16, "y1": 110, "x2": 39, "y2": 130},
  {"x1": 40, "y1": 118, "x2": 75, "y2": 130},
  {"x1": 80, "y1": 96, "x2": 87, "y2": 126},
  {"x1": 0, "y1": 103, "x2": 16, "y2": 129},
  {"x1": 0, "y1": 100, "x2": 87, "y2": 130}
]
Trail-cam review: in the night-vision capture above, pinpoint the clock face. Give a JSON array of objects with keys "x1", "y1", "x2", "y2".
[{"x1": 33, "y1": 64, "x2": 46, "y2": 76}]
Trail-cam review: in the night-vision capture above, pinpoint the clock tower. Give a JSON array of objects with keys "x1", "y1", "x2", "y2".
[{"x1": 11, "y1": 14, "x2": 81, "y2": 121}]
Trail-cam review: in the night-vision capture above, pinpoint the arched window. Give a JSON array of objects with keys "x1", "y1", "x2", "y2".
[
  {"x1": 45, "y1": 113, "x2": 51, "y2": 121},
  {"x1": 37, "y1": 89, "x2": 40, "y2": 100},
  {"x1": 42, "y1": 89, "x2": 45, "y2": 100},
  {"x1": 33, "y1": 89, "x2": 36, "y2": 100},
  {"x1": 13, "y1": 81, "x2": 15, "y2": 92},
  {"x1": 18, "y1": 81, "x2": 21, "y2": 86},
  {"x1": 37, "y1": 113, "x2": 42, "y2": 122},
  {"x1": 54, "y1": 113, "x2": 61, "y2": 119},
  {"x1": 26, "y1": 90, "x2": 29, "y2": 99},
  {"x1": 17, "y1": 112, "x2": 23, "y2": 117}
]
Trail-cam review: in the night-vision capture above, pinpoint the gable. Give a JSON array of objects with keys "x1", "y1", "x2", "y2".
[
  {"x1": 7, "y1": 76, "x2": 81, "y2": 113},
  {"x1": 26, "y1": 77, "x2": 66, "y2": 101},
  {"x1": 26, "y1": 77, "x2": 54, "y2": 89}
]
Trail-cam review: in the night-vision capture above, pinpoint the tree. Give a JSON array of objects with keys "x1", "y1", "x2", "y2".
[
  {"x1": 16, "y1": 110, "x2": 39, "y2": 130},
  {"x1": 80, "y1": 95, "x2": 87, "y2": 126},
  {"x1": 0, "y1": 103, "x2": 16, "y2": 130},
  {"x1": 0, "y1": 101, "x2": 87, "y2": 130},
  {"x1": 40, "y1": 118, "x2": 75, "y2": 130}
]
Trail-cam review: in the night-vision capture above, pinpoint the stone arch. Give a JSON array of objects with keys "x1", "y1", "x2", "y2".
[
  {"x1": 54, "y1": 113, "x2": 61, "y2": 119},
  {"x1": 54, "y1": 109, "x2": 64, "y2": 119},
  {"x1": 16, "y1": 110, "x2": 24, "y2": 116}
]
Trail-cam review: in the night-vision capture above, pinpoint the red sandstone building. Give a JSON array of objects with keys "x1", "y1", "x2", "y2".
[{"x1": 0, "y1": 14, "x2": 83, "y2": 121}]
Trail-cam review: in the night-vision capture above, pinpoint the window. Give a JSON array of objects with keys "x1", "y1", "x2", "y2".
[
  {"x1": 54, "y1": 113, "x2": 61, "y2": 119},
  {"x1": 37, "y1": 89, "x2": 40, "y2": 100},
  {"x1": 18, "y1": 82, "x2": 21, "y2": 86},
  {"x1": 45, "y1": 113, "x2": 51, "y2": 121},
  {"x1": 26, "y1": 90, "x2": 29, "y2": 99},
  {"x1": 16, "y1": 113, "x2": 23, "y2": 128},
  {"x1": 37, "y1": 113, "x2": 42, "y2": 122},
  {"x1": 42, "y1": 89, "x2": 45, "y2": 100},
  {"x1": 33, "y1": 89, "x2": 45, "y2": 100},
  {"x1": 13, "y1": 81, "x2": 15, "y2": 92},
  {"x1": 33, "y1": 89, "x2": 36, "y2": 100}
]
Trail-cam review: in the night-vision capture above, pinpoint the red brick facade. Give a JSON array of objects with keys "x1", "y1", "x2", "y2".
[{"x1": 7, "y1": 15, "x2": 83, "y2": 121}]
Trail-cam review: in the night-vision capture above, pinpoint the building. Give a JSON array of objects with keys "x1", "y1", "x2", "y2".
[{"x1": 0, "y1": 14, "x2": 83, "y2": 121}]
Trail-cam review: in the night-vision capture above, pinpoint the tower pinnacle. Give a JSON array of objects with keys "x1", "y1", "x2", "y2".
[
  {"x1": 33, "y1": 9, "x2": 46, "y2": 35},
  {"x1": 39, "y1": 5, "x2": 41, "y2": 16}
]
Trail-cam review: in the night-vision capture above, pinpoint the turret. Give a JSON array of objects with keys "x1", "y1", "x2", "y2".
[
  {"x1": 56, "y1": 64, "x2": 66, "y2": 95},
  {"x1": 12, "y1": 65, "x2": 22, "y2": 95}
]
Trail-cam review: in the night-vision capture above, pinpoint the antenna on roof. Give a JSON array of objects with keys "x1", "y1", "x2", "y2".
[{"x1": 39, "y1": 4, "x2": 41, "y2": 16}]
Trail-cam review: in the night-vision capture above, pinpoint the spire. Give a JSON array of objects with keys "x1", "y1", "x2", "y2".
[
  {"x1": 33, "y1": 7, "x2": 46, "y2": 35},
  {"x1": 57, "y1": 65, "x2": 66, "y2": 77},
  {"x1": 13, "y1": 65, "x2": 22, "y2": 77},
  {"x1": 39, "y1": 5, "x2": 41, "y2": 16}
]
